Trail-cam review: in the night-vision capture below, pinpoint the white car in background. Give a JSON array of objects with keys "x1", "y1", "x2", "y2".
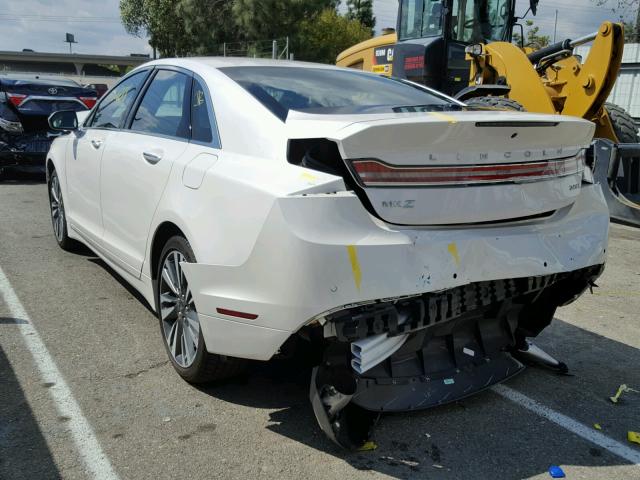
[{"x1": 46, "y1": 58, "x2": 609, "y2": 449}]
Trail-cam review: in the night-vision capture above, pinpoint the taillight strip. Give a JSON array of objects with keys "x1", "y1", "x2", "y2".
[{"x1": 352, "y1": 154, "x2": 584, "y2": 186}]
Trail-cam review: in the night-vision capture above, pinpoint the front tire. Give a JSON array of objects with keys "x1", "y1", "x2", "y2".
[
  {"x1": 464, "y1": 96, "x2": 525, "y2": 111},
  {"x1": 156, "y1": 235, "x2": 246, "y2": 383},
  {"x1": 48, "y1": 169, "x2": 79, "y2": 251}
]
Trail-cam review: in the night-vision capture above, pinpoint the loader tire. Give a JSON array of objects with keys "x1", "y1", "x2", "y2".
[
  {"x1": 606, "y1": 103, "x2": 640, "y2": 196},
  {"x1": 464, "y1": 96, "x2": 525, "y2": 111},
  {"x1": 605, "y1": 103, "x2": 639, "y2": 143}
]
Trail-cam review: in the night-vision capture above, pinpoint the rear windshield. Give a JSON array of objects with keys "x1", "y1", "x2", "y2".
[{"x1": 220, "y1": 66, "x2": 454, "y2": 120}]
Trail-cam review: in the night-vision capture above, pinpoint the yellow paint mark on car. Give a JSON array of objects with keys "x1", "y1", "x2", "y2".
[
  {"x1": 447, "y1": 242, "x2": 461, "y2": 266},
  {"x1": 429, "y1": 111, "x2": 458, "y2": 124},
  {"x1": 347, "y1": 245, "x2": 362, "y2": 291},
  {"x1": 301, "y1": 172, "x2": 319, "y2": 182}
]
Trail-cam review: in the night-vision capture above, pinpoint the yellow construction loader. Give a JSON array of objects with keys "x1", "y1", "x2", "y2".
[{"x1": 337, "y1": 0, "x2": 640, "y2": 226}]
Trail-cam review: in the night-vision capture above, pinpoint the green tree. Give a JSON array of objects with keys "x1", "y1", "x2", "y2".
[
  {"x1": 120, "y1": 0, "x2": 183, "y2": 57},
  {"x1": 120, "y1": 0, "x2": 370, "y2": 61},
  {"x1": 592, "y1": 0, "x2": 639, "y2": 42},
  {"x1": 231, "y1": 0, "x2": 338, "y2": 41},
  {"x1": 346, "y1": 0, "x2": 376, "y2": 32},
  {"x1": 513, "y1": 20, "x2": 550, "y2": 49},
  {"x1": 120, "y1": 0, "x2": 235, "y2": 56},
  {"x1": 176, "y1": 0, "x2": 237, "y2": 55},
  {"x1": 296, "y1": 8, "x2": 372, "y2": 63},
  {"x1": 624, "y1": 21, "x2": 639, "y2": 42}
]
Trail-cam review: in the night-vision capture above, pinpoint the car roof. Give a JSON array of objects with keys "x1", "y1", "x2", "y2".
[{"x1": 144, "y1": 56, "x2": 346, "y2": 71}]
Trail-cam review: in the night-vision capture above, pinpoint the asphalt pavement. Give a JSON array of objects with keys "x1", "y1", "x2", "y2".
[{"x1": 1, "y1": 177, "x2": 639, "y2": 480}]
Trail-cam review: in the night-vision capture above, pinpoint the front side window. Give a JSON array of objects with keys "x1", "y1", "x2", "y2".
[
  {"x1": 399, "y1": 0, "x2": 444, "y2": 40},
  {"x1": 131, "y1": 70, "x2": 191, "y2": 139},
  {"x1": 221, "y1": 66, "x2": 453, "y2": 119},
  {"x1": 90, "y1": 71, "x2": 147, "y2": 129},
  {"x1": 450, "y1": 0, "x2": 511, "y2": 43}
]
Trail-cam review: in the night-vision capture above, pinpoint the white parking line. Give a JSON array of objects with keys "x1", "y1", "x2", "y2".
[
  {"x1": 0, "y1": 265, "x2": 120, "y2": 480},
  {"x1": 493, "y1": 384, "x2": 640, "y2": 465}
]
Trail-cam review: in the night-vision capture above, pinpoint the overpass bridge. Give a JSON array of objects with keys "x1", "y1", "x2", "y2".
[{"x1": 0, "y1": 50, "x2": 150, "y2": 77}]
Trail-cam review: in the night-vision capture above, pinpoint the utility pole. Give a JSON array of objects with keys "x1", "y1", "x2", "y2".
[{"x1": 553, "y1": 10, "x2": 558, "y2": 43}]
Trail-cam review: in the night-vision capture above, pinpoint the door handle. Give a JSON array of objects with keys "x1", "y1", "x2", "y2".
[
  {"x1": 143, "y1": 151, "x2": 163, "y2": 165},
  {"x1": 90, "y1": 139, "x2": 102, "y2": 149}
]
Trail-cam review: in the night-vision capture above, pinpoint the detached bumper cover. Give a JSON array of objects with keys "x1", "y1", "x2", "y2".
[{"x1": 182, "y1": 183, "x2": 609, "y2": 360}]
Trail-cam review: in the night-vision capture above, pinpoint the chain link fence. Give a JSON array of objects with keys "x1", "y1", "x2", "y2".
[{"x1": 219, "y1": 37, "x2": 291, "y2": 59}]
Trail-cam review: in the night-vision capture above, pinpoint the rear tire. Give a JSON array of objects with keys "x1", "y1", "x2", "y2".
[
  {"x1": 156, "y1": 235, "x2": 246, "y2": 383},
  {"x1": 605, "y1": 103, "x2": 640, "y2": 195},
  {"x1": 464, "y1": 96, "x2": 525, "y2": 111},
  {"x1": 605, "y1": 102, "x2": 639, "y2": 143}
]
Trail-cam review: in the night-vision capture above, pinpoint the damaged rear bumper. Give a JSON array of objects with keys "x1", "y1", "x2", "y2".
[
  {"x1": 0, "y1": 131, "x2": 53, "y2": 170},
  {"x1": 180, "y1": 182, "x2": 608, "y2": 449},
  {"x1": 182, "y1": 183, "x2": 609, "y2": 361},
  {"x1": 310, "y1": 264, "x2": 602, "y2": 448}
]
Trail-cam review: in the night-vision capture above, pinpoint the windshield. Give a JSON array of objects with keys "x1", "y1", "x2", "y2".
[
  {"x1": 221, "y1": 66, "x2": 454, "y2": 120},
  {"x1": 399, "y1": 0, "x2": 445, "y2": 40},
  {"x1": 450, "y1": 0, "x2": 512, "y2": 43},
  {"x1": 399, "y1": 0, "x2": 512, "y2": 43}
]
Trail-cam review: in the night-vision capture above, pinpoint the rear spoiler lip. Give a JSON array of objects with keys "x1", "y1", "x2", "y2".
[{"x1": 475, "y1": 121, "x2": 560, "y2": 127}]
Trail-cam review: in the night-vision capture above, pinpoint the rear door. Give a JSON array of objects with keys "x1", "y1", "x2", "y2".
[
  {"x1": 66, "y1": 71, "x2": 148, "y2": 246},
  {"x1": 100, "y1": 68, "x2": 191, "y2": 277}
]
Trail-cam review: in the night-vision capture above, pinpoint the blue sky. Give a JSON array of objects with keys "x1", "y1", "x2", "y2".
[{"x1": 0, "y1": 0, "x2": 636, "y2": 56}]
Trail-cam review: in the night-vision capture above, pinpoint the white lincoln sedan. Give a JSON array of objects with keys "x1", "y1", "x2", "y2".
[{"x1": 46, "y1": 58, "x2": 609, "y2": 448}]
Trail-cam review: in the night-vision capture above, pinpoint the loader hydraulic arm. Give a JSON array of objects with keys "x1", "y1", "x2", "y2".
[
  {"x1": 526, "y1": 32, "x2": 596, "y2": 67},
  {"x1": 539, "y1": 22, "x2": 623, "y2": 126},
  {"x1": 527, "y1": 39, "x2": 574, "y2": 65}
]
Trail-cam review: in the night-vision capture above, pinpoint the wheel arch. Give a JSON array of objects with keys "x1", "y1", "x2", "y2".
[
  {"x1": 149, "y1": 221, "x2": 189, "y2": 282},
  {"x1": 46, "y1": 158, "x2": 55, "y2": 181}
]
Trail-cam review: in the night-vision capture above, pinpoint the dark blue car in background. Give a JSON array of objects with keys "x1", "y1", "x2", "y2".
[{"x1": 0, "y1": 75, "x2": 96, "y2": 176}]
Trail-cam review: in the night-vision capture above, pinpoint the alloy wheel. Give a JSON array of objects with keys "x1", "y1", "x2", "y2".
[
  {"x1": 159, "y1": 250, "x2": 199, "y2": 368},
  {"x1": 49, "y1": 174, "x2": 65, "y2": 242}
]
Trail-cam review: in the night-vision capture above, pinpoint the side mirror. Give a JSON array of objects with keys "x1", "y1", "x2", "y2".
[
  {"x1": 48, "y1": 110, "x2": 78, "y2": 131},
  {"x1": 530, "y1": 0, "x2": 538, "y2": 15}
]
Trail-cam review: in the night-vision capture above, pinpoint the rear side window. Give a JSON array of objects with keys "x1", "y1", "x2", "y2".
[
  {"x1": 131, "y1": 70, "x2": 191, "y2": 139},
  {"x1": 191, "y1": 78, "x2": 216, "y2": 145},
  {"x1": 90, "y1": 71, "x2": 147, "y2": 129}
]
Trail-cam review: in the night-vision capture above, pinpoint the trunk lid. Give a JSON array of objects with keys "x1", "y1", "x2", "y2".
[{"x1": 328, "y1": 111, "x2": 594, "y2": 225}]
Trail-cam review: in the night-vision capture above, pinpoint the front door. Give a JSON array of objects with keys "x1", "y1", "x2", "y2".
[{"x1": 66, "y1": 70, "x2": 148, "y2": 246}]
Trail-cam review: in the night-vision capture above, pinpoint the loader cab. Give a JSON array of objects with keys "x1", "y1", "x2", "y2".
[{"x1": 393, "y1": 0, "x2": 518, "y2": 95}]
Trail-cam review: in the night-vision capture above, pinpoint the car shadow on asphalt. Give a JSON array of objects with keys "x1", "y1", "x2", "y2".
[
  {"x1": 0, "y1": 344, "x2": 62, "y2": 480},
  {"x1": 199, "y1": 319, "x2": 640, "y2": 479},
  {"x1": 0, "y1": 170, "x2": 46, "y2": 184},
  {"x1": 86, "y1": 257, "x2": 155, "y2": 314}
]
